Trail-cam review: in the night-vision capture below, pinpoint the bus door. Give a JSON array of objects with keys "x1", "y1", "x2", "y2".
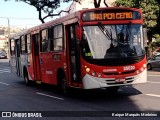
[
  {"x1": 39, "y1": 29, "x2": 54, "y2": 84},
  {"x1": 67, "y1": 24, "x2": 81, "y2": 84},
  {"x1": 15, "y1": 38, "x2": 21, "y2": 76},
  {"x1": 31, "y1": 33, "x2": 41, "y2": 81}
]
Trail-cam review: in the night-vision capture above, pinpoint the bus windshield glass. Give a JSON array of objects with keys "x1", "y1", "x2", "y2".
[{"x1": 82, "y1": 24, "x2": 144, "y2": 59}]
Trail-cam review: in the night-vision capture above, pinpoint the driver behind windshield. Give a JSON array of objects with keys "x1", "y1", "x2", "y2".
[{"x1": 104, "y1": 32, "x2": 134, "y2": 58}]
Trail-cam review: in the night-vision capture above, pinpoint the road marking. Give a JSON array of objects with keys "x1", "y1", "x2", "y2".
[
  {"x1": 148, "y1": 81, "x2": 160, "y2": 83},
  {"x1": 0, "y1": 69, "x2": 11, "y2": 72},
  {"x1": 146, "y1": 94, "x2": 160, "y2": 98},
  {"x1": 0, "y1": 71, "x2": 11, "y2": 74},
  {"x1": 0, "y1": 69, "x2": 10, "y2": 71},
  {"x1": 147, "y1": 75, "x2": 160, "y2": 77},
  {"x1": 0, "y1": 68, "x2": 11, "y2": 74},
  {"x1": 0, "y1": 67, "x2": 11, "y2": 69},
  {"x1": 36, "y1": 92, "x2": 64, "y2": 100},
  {"x1": 0, "y1": 82, "x2": 9, "y2": 86},
  {"x1": 0, "y1": 67, "x2": 10, "y2": 70},
  {"x1": 0, "y1": 68, "x2": 11, "y2": 73}
]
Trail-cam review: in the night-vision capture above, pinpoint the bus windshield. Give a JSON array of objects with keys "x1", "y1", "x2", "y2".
[{"x1": 82, "y1": 24, "x2": 144, "y2": 59}]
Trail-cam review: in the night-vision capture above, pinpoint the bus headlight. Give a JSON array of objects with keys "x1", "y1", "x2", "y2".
[
  {"x1": 136, "y1": 64, "x2": 146, "y2": 74},
  {"x1": 86, "y1": 68, "x2": 90, "y2": 72}
]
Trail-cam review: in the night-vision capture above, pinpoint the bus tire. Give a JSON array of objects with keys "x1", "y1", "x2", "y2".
[
  {"x1": 57, "y1": 70, "x2": 68, "y2": 94},
  {"x1": 24, "y1": 69, "x2": 31, "y2": 86},
  {"x1": 106, "y1": 86, "x2": 119, "y2": 95},
  {"x1": 61, "y1": 77, "x2": 68, "y2": 94}
]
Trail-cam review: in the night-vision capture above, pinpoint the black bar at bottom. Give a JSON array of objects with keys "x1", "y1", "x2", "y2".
[{"x1": 0, "y1": 111, "x2": 160, "y2": 117}]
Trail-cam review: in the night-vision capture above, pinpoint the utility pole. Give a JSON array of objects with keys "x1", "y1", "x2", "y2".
[
  {"x1": 7, "y1": 17, "x2": 10, "y2": 59},
  {"x1": 0, "y1": 17, "x2": 10, "y2": 37},
  {"x1": 7, "y1": 17, "x2": 10, "y2": 37}
]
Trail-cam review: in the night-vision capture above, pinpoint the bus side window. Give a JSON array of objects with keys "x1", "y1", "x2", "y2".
[
  {"x1": 40, "y1": 29, "x2": 49, "y2": 52},
  {"x1": 10, "y1": 39, "x2": 15, "y2": 55},
  {"x1": 21, "y1": 35, "x2": 26, "y2": 54},
  {"x1": 27, "y1": 34, "x2": 31, "y2": 53},
  {"x1": 53, "y1": 24, "x2": 63, "y2": 51}
]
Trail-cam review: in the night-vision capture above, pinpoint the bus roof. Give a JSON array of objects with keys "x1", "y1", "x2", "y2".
[{"x1": 9, "y1": 7, "x2": 141, "y2": 39}]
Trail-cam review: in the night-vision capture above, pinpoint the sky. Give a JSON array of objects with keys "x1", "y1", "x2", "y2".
[{"x1": 0, "y1": 1, "x2": 71, "y2": 29}]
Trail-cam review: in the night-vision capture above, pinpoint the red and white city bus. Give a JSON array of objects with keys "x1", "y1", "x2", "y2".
[{"x1": 9, "y1": 7, "x2": 147, "y2": 93}]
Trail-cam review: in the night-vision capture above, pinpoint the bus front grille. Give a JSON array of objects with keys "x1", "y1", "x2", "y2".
[{"x1": 105, "y1": 77, "x2": 134, "y2": 85}]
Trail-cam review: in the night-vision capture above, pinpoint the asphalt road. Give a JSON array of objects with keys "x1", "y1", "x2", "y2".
[{"x1": 0, "y1": 59, "x2": 160, "y2": 120}]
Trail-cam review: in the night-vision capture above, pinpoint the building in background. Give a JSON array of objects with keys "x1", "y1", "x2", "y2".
[
  {"x1": 0, "y1": 36, "x2": 7, "y2": 50},
  {"x1": 0, "y1": 36, "x2": 7, "y2": 59},
  {"x1": 61, "y1": 0, "x2": 116, "y2": 16}
]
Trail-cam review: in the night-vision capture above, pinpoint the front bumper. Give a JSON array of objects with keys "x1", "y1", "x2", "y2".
[{"x1": 82, "y1": 69, "x2": 147, "y2": 89}]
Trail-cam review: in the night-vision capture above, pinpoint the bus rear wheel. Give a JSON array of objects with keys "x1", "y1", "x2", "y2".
[{"x1": 24, "y1": 72, "x2": 31, "y2": 86}]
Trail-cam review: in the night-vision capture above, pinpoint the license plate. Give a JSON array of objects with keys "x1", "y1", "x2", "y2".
[{"x1": 115, "y1": 78, "x2": 125, "y2": 83}]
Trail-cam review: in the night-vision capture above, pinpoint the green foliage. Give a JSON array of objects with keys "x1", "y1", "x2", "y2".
[
  {"x1": 115, "y1": 0, "x2": 138, "y2": 7},
  {"x1": 154, "y1": 34, "x2": 160, "y2": 42},
  {"x1": 140, "y1": 0, "x2": 159, "y2": 29},
  {"x1": 156, "y1": 38, "x2": 160, "y2": 43}
]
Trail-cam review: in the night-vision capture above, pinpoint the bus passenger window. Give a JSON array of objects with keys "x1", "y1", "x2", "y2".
[
  {"x1": 41, "y1": 29, "x2": 49, "y2": 52},
  {"x1": 27, "y1": 34, "x2": 31, "y2": 53},
  {"x1": 21, "y1": 36, "x2": 26, "y2": 54},
  {"x1": 53, "y1": 25, "x2": 63, "y2": 51},
  {"x1": 10, "y1": 39, "x2": 15, "y2": 55},
  {"x1": 81, "y1": 32, "x2": 93, "y2": 58}
]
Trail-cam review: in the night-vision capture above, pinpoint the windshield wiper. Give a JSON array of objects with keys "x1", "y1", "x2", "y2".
[
  {"x1": 98, "y1": 22, "x2": 113, "y2": 41},
  {"x1": 98, "y1": 22, "x2": 117, "y2": 48}
]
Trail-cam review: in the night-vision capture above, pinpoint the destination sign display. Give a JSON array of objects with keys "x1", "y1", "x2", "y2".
[{"x1": 82, "y1": 10, "x2": 141, "y2": 22}]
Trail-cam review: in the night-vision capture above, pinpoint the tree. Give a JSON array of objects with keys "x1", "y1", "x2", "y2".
[
  {"x1": 5, "y1": 0, "x2": 79, "y2": 23},
  {"x1": 5, "y1": 0, "x2": 109, "y2": 23},
  {"x1": 94, "y1": 0, "x2": 109, "y2": 8},
  {"x1": 155, "y1": 0, "x2": 160, "y2": 35}
]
